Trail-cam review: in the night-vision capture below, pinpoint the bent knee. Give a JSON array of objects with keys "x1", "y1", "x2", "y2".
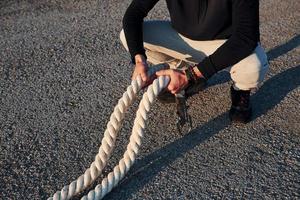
[{"x1": 230, "y1": 44, "x2": 269, "y2": 90}]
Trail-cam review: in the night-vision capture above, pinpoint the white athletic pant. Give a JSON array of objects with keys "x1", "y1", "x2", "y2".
[{"x1": 120, "y1": 21, "x2": 269, "y2": 90}]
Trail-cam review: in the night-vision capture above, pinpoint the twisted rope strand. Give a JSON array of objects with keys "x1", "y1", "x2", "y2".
[
  {"x1": 48, "y1": 78, "x2": 143, "y2": 200},
  {"x1": 48, "y1": 64, "x2": 168, "y2": 200},
  {"x1": 80, "y1": 76, "x2": 170, "y2": 200}
]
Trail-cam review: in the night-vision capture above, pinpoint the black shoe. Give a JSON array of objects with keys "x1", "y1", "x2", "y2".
[{"x1": 229, "y1": 86, "x2": 252, "y2": 123}]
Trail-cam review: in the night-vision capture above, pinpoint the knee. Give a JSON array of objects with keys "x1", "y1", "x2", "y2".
[
  {"x1": 119, "y1": 29, "x2": 129, "y2": 51},
  {"x1": 230, "y1": 44, "x2": 269, "y2": 90},
  {"x1": 241, "y1": 45, "x2": 269, "y2": 72}
]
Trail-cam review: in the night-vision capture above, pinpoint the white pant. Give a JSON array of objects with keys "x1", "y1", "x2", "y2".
[{"x1": 120, "y1": 21, "x2": 269, "y2": 90}]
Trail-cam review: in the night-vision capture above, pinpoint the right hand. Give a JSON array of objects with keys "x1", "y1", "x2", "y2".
[{"x1": 156, "y1": 69, "x2": 189, "y2": 94}]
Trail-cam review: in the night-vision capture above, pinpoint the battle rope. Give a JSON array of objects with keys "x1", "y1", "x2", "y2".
[{"x1": 48, "y1": 65, "x2": 169, "y2": 200}]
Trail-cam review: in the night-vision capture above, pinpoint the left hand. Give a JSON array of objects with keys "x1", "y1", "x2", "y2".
[{"x1": 156, "y1": 69, "x2": 189, "y2": 94}]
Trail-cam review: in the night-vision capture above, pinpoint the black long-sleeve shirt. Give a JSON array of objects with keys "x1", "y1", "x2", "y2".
[{"x1": 123, "y1": 0, "x2": 260, "y2": 79}]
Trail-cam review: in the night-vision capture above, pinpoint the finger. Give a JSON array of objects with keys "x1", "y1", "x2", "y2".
[
  {"x1": 172, "y1": 86, "x2": 182, "y2": 94},
  {"x1": 171, "y1": 83, "x2": 183, "y2": 93},
  {"x1": 171, "y1": 90, "x2": 177, "y2": 94},
  {"x1": 155, "y1": 69, "x2": 172, "y2": 77},
  {"x1": 142, "y1": 76, "x2": 155, "y2": 88},
  {"x1": 141, "y1": 72, "x2": 148, "y2": 82},
  {"x1": 170, "y1": 88, "x2": 180, "y2": 94},
  {"x1": 169, "y1": 86, "x2": 180, "y2": 94},
  {"x1": 131, "y1": 72, "x2": 137, "y2": 80},
  {"x1": 168, "y1": 84, "x2": 175, "y2": 91}
]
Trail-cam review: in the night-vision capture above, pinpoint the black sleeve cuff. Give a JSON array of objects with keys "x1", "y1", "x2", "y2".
[
  {"x1": 131, "y1": 50, "x2": 147, "y2": 64},
  {"x1": 197, "y1": 56, "x2": 218, "y2": 79}
]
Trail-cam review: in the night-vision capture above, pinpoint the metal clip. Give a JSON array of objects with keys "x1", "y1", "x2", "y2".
[{"x1": 175, "y1": 94, "x2": 193, "y2": 134}]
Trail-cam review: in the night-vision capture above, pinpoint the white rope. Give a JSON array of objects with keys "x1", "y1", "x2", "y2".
[
  {"x1": 48, "y1": 64, "x2": 169, "y2": 200},
  {"x1": 80, "y1": 76, "x2": 169, "y2": 200}
]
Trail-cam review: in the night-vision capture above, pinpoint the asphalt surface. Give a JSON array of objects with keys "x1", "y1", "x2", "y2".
[{"x1": 0, "y1": 0, "x2": 299, "y2": 199}]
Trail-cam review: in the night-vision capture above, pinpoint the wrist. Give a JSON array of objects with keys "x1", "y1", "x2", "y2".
[
  {"x1": 184, "y1": 66, "x2": 196, "y2": 84},
  {"x1": 184, "y1": 64, "x2": 206, "y2": 85},
  {"x1": 192, "y1": 64, "x2": 205, "y2": 79},
  {"x1": 135, "y1": 54, "x2": 146, "y2": 64}
]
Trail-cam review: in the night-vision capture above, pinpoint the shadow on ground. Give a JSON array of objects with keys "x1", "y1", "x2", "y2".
[{"x1": 103, "y1": 35, "x2": 300, "y2": 199}]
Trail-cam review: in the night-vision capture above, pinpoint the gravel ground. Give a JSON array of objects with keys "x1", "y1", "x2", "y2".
[{"x1": 0, "y1": 0, "x2": 299, "y2": 199}]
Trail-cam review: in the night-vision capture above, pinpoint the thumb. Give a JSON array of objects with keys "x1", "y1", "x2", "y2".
[{"x1": 156, "y1": 69, "x2": 172, "y2": 77}]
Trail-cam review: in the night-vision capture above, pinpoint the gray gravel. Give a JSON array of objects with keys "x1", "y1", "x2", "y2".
[{"x1": 0, "y1": 0, "x2": 299, "y2": 199}]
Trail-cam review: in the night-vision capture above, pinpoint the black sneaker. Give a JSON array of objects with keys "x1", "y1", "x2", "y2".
[{"x1": 229, "y1": 86, "x2": 252, "y2": 123}]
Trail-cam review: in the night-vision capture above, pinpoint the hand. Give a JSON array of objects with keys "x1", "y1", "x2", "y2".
[
  {"x1": 131, "y1": 54, "x2": 148, "y2": 82},
  {"x1": 156, "y1": 69, "x2": 189, "y2": 94}
]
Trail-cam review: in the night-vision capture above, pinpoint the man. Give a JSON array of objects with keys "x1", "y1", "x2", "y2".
[{"x1": 120, "y1": 0, "x2": 269, "y2": 123}]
